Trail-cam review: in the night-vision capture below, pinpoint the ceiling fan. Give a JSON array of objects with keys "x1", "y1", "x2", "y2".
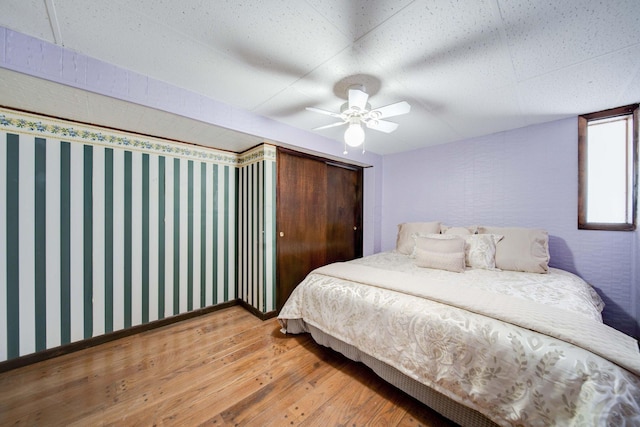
[{"x1": 306, "y1": 84, "x2": 410, "y2": 153}]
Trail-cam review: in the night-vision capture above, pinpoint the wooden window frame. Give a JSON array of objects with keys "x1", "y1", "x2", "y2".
[{"x1": 578, "y1": 104, "x2": 638, "y2": 231}]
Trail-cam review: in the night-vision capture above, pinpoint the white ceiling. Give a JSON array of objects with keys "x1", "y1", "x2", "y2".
[{"x1": 0, "y1": 0, "x2": 639, "y2": 155}]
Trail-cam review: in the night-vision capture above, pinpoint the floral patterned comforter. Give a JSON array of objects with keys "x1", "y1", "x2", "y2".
[{"x1": 278, "y1": 252, "x2": 640, "y2": 426}]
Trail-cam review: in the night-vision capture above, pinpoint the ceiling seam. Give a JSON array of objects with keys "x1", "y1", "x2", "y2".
[
  {"x1": 494, "y1": 0, "x2": 526, "y2": 121},
  {"x1": 122, "y1": 2, "x2": 352, "y2": 106},
  {"x1": 248, "y1": 42, "x2": 360, "y2": 112},
  {"x1": 44, "y1": 0, "x2": 64, "y2": 46},
  {"x1": 516, "y1": 41, "x2": 640, "y2": 85},
  {"x1": 355, "y1": 1, "x2": 419, "y2": 45}
]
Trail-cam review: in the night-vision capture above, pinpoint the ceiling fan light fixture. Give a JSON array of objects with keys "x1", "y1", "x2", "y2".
[
  {"x1": 307, "y1": 83, "x2": 410, "y2": 153},
  {"x1": 344, "y1": 120, "x2": 365, "y2": 147}
]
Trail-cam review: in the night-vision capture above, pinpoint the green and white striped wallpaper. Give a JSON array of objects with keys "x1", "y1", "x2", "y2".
[
  {"x1": 238, "y1": 147, "x2": 276, "y2": 314},
  {"x1": 0, "y1": 108, "x2": 276, "y2": 362}
]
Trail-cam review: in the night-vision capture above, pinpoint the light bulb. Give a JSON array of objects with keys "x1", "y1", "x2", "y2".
[{"x1": 344, "y1": 122, "x2": 365, "y2": 147}]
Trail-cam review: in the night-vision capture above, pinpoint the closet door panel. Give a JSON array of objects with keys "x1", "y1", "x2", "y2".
[
  {"x1": 326, "y1": 163, "x2": 363, "y2": 264},
  {"x1": 276, "y1": 151, "x2": 327, "y2": 310}
]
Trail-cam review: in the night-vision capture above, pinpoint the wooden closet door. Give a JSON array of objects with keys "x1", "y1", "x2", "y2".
[
  {"x1": 276, "y1": 150, "x2": 328, "y2": 310},
  {"x1": 326, "y1": 162, "x2": 363, "y2": 264},
  {"x1": 276, "y1": 149, "x2": 363, "y2": 311}
]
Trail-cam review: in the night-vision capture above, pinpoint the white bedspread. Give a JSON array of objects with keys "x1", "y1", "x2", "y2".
[{"x1": 278, "y1": 252, "x2": 640, "y2": 426}]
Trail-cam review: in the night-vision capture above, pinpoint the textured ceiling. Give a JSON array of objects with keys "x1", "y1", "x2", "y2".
[{"x1": 0, "y1": 0, "x2": 639, "y2": 155}]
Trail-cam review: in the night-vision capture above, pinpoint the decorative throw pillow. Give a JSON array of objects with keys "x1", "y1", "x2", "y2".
[
  {"x1": 410, "y1": 232, "x2": 458, "y2": 257},
  {"x1": 413, "y1": 236, "x2": 466, "y2": 273},
  {"x1": 477, "y1": 226, "x2": 550, "y2": 273},
  {"x1": 465, "y1": 234, "x2": 503, "y2": 269},
  {"x1": 395, "y1": 221, "x2": 441, "y2": 255}
]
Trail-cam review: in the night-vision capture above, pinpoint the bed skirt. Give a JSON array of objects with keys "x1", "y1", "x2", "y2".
[{"x1": 286, "y1": 319, "x2": 498, "y2": 427}]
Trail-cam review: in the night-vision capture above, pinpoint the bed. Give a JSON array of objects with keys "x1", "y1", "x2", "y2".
[{"x1": 277, "y1": 223, "x2": 640, "y2": 426}]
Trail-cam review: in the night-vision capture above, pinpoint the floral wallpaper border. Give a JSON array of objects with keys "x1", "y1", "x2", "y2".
[
  {"x1": 0, "y1": 107, "x2": 246, "y2": 166},
  {"x1": 238, "y1": 143, "x2": 276, "y2": 166}
]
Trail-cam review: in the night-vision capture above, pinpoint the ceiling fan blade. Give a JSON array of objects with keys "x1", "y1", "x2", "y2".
[
  {"x1": 313, "y1": 121, "x2": 348, "y2": 131},
  {"x1": 366, "y1": 119, "x2": 399, "y2": 133},
  {"x1": 306, "y1": 107, "x2": 342, "y2": 119},
  {"x1": 370, "y1": 101, "x2": 411, "y2": 119},
  {"x1": 348, "y1": 87, "x2": 369, "y2": 111}
]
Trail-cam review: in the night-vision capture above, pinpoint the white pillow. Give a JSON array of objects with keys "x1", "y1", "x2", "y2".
[
  {"x1": 410, "y1": 232, "x2": 459, "y2": 257},
  {"x1": 395, "y1": 222, "x2": 441, "y2": 255},
  {"x1": 413, "y1": 236, "x2": 466, "y2": 273},
  {"x1": 465, "y1": 234, "x2": 503, "y2": 270},
  {"x1": 477, "y1": 226, "x2": 550, "y2": 273}
]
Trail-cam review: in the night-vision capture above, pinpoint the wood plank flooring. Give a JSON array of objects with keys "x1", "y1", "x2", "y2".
[{"x1": 0, "y1": 306, "x2": 458, "y2": 426}]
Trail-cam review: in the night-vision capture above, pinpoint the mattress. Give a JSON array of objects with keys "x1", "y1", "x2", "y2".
[{"x1": 278, "y1": 252, "x2": 640, "y2": 426}]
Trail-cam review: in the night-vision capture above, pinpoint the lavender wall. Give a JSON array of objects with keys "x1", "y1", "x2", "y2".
[{"x1": 382, "y1": 118, "x2": 639, "y2": 337}]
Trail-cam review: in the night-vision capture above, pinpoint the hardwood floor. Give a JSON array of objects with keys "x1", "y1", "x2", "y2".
[{"x1": 0, "y1": 306, "x2": 458, "y2": 426}]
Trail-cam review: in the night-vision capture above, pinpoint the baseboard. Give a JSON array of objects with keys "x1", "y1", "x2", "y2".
[
  {"x1": 0, "y1": 300, "x2": 239, "y2": 373},
  {"x1": 239, "y1": 300, "x2": 278, "y2": 320}
]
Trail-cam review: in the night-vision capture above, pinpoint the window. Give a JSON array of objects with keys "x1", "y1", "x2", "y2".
[{"x1": 578, "y1": 104, "x2": 638, "y2": 231}]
